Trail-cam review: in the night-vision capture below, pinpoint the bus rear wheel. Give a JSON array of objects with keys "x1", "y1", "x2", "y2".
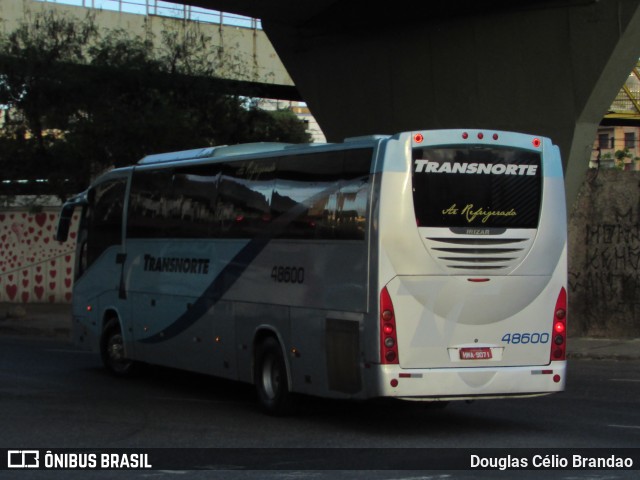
[
  {"x1": 100, "y1": 318, "x2": 137, "y2": 377},
  {"x1": 254, "y1": 337, "x2": 294, "y2": 416}
]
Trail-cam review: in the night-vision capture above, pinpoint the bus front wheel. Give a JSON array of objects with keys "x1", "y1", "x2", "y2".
[
  {"x1": 100, "y1": 318, "x2": 137, "y2": 377},
  {"x1": 254, "y1": 337, "x2": 294, "y2": 416}
]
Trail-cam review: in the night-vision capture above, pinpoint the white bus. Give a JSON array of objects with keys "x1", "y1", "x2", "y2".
[{"x1": 56, "y1": 129, "x2": 567, "y2": 415}]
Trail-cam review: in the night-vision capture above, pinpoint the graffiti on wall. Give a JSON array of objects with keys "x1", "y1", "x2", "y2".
[
  {"x1": 0, "y1": 210, "x2": 78, "y2": 303},
  {"x1": 569, "y1": 207, "x2": 640, "y2": 334}
]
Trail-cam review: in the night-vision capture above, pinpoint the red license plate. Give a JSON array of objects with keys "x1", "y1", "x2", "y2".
[{"x1": 459, "y1": 347, "x2": 492, "y2": 360}]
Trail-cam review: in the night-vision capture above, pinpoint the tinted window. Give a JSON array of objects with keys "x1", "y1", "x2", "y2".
[
  {"x1": 215, "y1": 159, "x2": 275, "y2": 238},
  {"x1": 273, "y1": 148, "x2": 371, "y2": 239},
  {"x1": 127, "y1": 147, "x2": 373, "y2": 240},
  {"x1": 174, "y1": 165, "x2": 221, "y2": 237},
  {"x1": 85, "y1": 177, "x2": 126, "y2": 267},
  {"x1": 128, "y1": 165, "x2": 221, "y2": 238},
  {"x1": 412, "y1": 147, "x2": 542, "y2": 229}
]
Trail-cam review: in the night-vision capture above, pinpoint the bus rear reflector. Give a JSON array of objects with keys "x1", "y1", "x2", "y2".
[
  {"x1": 550, "y1": 287, "x2": 567, "y2": 361},
  {"x1": 380, "y1": 287, "x2": 399, "y2": 364}
]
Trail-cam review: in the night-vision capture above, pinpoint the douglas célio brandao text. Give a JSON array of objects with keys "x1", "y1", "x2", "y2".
[{"x1": 470, "y1": 453, "x2": 634, "y2": 470}]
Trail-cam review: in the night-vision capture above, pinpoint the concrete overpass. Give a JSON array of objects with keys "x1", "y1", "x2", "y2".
[
  {"x1": 0, "y1": 0, "x2": 298, "y2": 100},
  {"x1": 172, "y1": 0, "x2": 640, "y2": 203}
]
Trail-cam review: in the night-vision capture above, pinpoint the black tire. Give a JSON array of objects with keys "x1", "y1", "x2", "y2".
[
  {"x1": 100, "y1": 318, "x2": 137, "y2": 377},
  {"x1": 254, "y1": 336, "x2": 294, "y2": 416}
]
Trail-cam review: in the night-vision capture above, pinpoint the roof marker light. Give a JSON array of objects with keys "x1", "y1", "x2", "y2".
[
  {"x1": 493, "y1": 133, "x2": 499, "y2": 140},
  {"x1": 532, "y1": 138, "x2": 541, "y2": 148},
  {"x1": 477, "y1": 132, "x2": 484, "y2": 140},
  {"x1": 414, "y1": 133, "x2": 424, "y2": 143},
  {"x1": 462, "y1": 132, "x2": 469, "y2": 139}
]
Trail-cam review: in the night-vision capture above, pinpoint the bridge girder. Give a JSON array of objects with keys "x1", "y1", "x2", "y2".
[{"x1": 175, "y1": 0, "x2": 640, "y2": 203}]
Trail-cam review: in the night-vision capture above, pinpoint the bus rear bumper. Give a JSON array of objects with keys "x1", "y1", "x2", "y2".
[{"x1": 369, "y1": 362, "x2": 566, "y2": 401}]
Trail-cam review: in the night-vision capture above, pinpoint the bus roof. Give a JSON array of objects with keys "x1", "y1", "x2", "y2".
[
  {"x1": 137, "y1": 135, "x2": 389, "y2": 166},
  {"x1": 138, "y1": 143, "x2": 292, "y2": 165}
]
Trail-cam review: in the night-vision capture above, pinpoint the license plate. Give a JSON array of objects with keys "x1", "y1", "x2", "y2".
[{"x1": 459, "y1": 347, "x2": 493, "y2": 360}]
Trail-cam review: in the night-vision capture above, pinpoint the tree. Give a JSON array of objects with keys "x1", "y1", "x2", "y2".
[
  {"x1": 0, "y1": 10, "x2": 98, "y2": 144},
  {"x1": 0, "y1": 11, "x2": 311, "y2": 199},
  {"x1": 239, "y1": 105, "x2": 314, "y2": 143},
  {"x1": 614, "y1": 148, "x2": 632, "y2": 170}
]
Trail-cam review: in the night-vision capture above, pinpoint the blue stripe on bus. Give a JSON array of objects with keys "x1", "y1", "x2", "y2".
[
  {"x1": 138, "y1": 235, "x2": 269, "y2": 344},
  {"x1": 137, "y1": 177, "x2": 368, "y2": 344}
]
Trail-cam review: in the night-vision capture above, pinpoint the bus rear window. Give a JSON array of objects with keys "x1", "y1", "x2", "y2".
[{"x1": 412, "y1": 147, "x2": 542, "y2": 229}]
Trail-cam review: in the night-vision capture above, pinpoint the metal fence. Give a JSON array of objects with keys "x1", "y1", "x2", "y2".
[{"x1": 38, "y1": 0, "x2": 262, "y2": 29}]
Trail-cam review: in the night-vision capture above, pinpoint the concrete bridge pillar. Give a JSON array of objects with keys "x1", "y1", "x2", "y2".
[{"x1": 263, "y1": 0, "x2": 640, "y2": 203}]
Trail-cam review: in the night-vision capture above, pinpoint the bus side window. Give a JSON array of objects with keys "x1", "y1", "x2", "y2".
[
  {"x1": 334, "y1": 149, "x2": 372, "y2": 240},
  {"x1": 215, "y1": 160, "x2": 275, "y2": 238},
  {"x1": 128, "y1": 170, "x2": 173, "y2": 238},
  {"x1": 273, "y1": 152, "x2": 341, "y2": 239},
  {"x1": 171, "y1": 165, "x2": 222, "y2": 238},
  {"x1": 84, "y1": 178, "x2": 127, "y2": 272},
  {"x1": 273, "y1": 149, "x2": 372, "y2": 240}
]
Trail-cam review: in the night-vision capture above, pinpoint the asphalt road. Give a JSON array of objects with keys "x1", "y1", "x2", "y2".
[{"x1": 1, "y1": 336, "x2": 639, "y2": 479}]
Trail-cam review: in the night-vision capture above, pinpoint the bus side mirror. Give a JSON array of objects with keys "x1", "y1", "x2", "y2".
[
  {"x1": 55, "y1": 195, "x2": 87, "y2": 242},
  {"x1": 55, "y1": 204, "x2": 74, "y2": 242}
]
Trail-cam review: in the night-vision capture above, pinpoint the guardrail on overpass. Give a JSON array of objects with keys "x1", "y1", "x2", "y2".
[
  {"x1": 2, "y1": 0, "x2": 290, "y2": 86},
  {"x1": 37, "y1": 0, "x2": 261, "y2": 28}
]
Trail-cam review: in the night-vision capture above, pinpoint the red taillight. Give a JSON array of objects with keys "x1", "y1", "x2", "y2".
[
  {"x1": 380, "y1": 287, "x2": 399, "y2": 364},
  {"x1": 550, "y1": 287, "x2": 567, "y2": 361}
]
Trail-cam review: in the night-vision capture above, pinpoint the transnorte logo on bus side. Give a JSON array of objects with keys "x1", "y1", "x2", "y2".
[{"x1": 143, "y1": 254, "x2": 210, "y2": 275}]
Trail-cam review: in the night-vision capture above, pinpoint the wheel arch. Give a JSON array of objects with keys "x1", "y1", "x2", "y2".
[
  {"x1": 100, "y1": 307, "x2": 132, "y2": 358},
  {"x1": 101, "y1": 308, "x2": 121, "y2": 329}
]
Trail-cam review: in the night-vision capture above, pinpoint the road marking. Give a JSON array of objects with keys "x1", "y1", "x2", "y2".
[{"x1": 608, "y1": 424, "x2": 640, "y2": 429}]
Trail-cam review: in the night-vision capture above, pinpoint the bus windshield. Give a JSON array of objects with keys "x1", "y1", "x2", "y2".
[{"x1": 412, "y1": 146, "x2": 542, "y2": 229}]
